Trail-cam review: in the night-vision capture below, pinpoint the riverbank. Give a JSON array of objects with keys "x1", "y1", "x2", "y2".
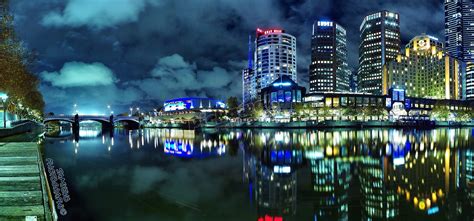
[
  {"x1": 147, "y1": 120, "x2": 474, "y2": 129},
  {"x1": 0, "y1": 122, "x2": 43, "y2": 139}
]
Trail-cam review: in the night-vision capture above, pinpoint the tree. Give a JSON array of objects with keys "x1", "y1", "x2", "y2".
[
  {"x1": 454, "y1": 109, "x2": 473, "y2": 122},
  {"x1": 342, "y1": 107, "x2": 359, "y2": 120},
  {"x1": 226, "y1": 96, "x2": 239, "y2": 118},
  {"x1": 318, "y1": 106, "x2": 331, "y2": 121},
  {"x1": 251, "y1": 101, "x2": 264, "y2": 120},
  {"x1": 293, "y1": 103, "x2": 305, "y2": 120},
  {"x1": 0, "y1": 0, "x2": 44, "y2": 118},
  {"x1": 431, "y1": 105, "x2": 450, "y2": 121}
]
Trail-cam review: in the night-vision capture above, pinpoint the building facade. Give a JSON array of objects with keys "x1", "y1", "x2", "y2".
[
  {"x1": 242, "y1": 68, "x2": 254, "y2": 107},
  {"x1": 243, "y1": 35, "x2": 256, "y2": 108},
  {"x1": 445, "y1": 0, "x2": 474, "y2": 99},
  {"x1": 309, "y1": 20, "x2": 350, "y2": 93},
  {"x1": 358, "y1": 11, "x2": 401, "y2": 95},
  {"x1": 383, "y1": 35, "x2": 462, "y2": 100},
  {"x1": 163, "y1": 97, "x2": 227, "y2": 112},
  {"x1": 260, "y1": 75, "x2": 306, "y2": 111},
  {"x1": 252, "y1": 28, "x2": 297, "y2": 100}
]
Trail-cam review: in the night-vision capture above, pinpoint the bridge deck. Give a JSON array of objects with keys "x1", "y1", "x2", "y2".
[{"x1": 0, "y1": 142, "x2": 54, "y2": 221}]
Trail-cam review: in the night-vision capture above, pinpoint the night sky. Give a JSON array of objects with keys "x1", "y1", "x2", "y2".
[{"x1": 10, "y1": 0, "x2": 444, "y2": 114}]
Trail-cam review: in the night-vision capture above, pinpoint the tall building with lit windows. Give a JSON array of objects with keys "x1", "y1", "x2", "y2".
[
  {"x1": 242, "y1": 36, "x2": 255, "y2": 108},
  {"x1": 445, "y1": 0, "x2": 474, "y2": 100},
  {"x1": 383, "y1": 34, "x2": 462, "y2": 100},
  {"x1": 309, "y1": 20, "x2": 350, "y2": 93},
  {"x1": 252, "y1": 28, "x2": 297, "y2": 100},
  {"x1": 358, "y1": 11, "x2": 401, "y2": 95}
]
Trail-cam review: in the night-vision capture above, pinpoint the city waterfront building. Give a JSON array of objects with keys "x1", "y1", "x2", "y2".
[
  {"x1": 251, "y1": 28, "x2": 297, "y2": 100},
  {"x1": 162, "y1": 97, "x2": 227, "y2": 112},
  {"x1": 309, "y1": 20, "x2": 350, "y2": 93},
  {"x1": 260, "y1": 75, "x2": 306, "y2": 112},
  {"x1": 383, "y1": 34, "x2": 462, "y2": 100},
  {"x1": 158, "y1": 97, "x2": 228, "y2": 123},
  {"x1": 445, "y1": 0, "x2": 474, "y2": 99},
  {"x1": 303, "y1": 89, "x2": 474, "y2": 120},
  {"x1": 358, "y1": 10, "x2": 401, "y2": 95}
]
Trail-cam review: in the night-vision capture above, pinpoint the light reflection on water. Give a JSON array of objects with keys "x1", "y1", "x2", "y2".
[{"x1": 43, "y1": 127, "x2": 474, "y2": 221}]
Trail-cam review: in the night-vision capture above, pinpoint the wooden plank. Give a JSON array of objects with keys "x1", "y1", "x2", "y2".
[
  {"x1": 0, "y1": 216, "x2": 45, "y2": 221},
  {"x1": 0, "y1": 176, "x2": 41, "y2": 191},
  {"x1": 0, "y1": 157, "x2": 38, "y2": 166},
  {"x1": 0, "y1": 151, "x2": 37, "y2": 157},
  {"x1": 0, "y1": 165, "x2": 39, "y2": 177},
  {"x1": 0, "y1": 191, "x2": 43, "y2": 206},
  {"x1": 0, "y1": 205, "x2": 45, "y2": 216}
]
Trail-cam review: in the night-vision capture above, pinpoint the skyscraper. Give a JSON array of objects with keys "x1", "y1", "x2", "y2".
[
  {"x1": 309, "y1": 20, "x2": 350, "y2": 93},
  {"x1": 445, "y1": 0, "x2": 474, "y2": 100},
  {"x1": 383, "y1": 35, "x2": 462, "y2": 100},
  {"x1": 242, "y1": 35, "x2": 255, "y2": 109},
  {"x1": 251, "y1": 28, "x2": 297, "y2": 100},
  {"x1": 358, "y1": 11, "x2": 401, "y2": 95}
]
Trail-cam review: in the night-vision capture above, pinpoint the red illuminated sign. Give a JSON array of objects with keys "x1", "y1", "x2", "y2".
[
  {"x1": 256, "y1": 28, "x2": 284, "y2": 37},
  {"x1": 257, "y1": 215, "x2": 283, "y2": 221}
]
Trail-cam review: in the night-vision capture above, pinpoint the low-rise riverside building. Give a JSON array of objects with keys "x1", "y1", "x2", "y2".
[
  {"x1": 303, "y1": 88, "x2": 474, "y2": 121},
  {"x1": 260, "y1": 75, "x2": 306, "y2": 112},
  {"x1": 156, "y1": 97, "x2": 228, "y2": 124}
]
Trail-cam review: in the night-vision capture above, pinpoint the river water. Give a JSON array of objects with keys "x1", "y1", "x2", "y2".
[{"x1": 42, "y1": 127, "x2": 474, "y2": 221}]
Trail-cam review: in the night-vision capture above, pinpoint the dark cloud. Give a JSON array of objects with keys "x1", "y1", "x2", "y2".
[{"x1": 10, "y1": 0, "x2": 443, "y2": 113}]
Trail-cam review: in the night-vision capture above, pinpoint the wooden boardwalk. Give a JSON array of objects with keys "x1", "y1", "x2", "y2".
[{"x1": 0, "y1": 142, "x2": 54, "y2": 221}]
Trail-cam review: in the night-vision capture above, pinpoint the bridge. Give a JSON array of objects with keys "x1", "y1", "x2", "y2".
[{"x1": 43, "y1": 115, "x2": 140, "y2": 129}]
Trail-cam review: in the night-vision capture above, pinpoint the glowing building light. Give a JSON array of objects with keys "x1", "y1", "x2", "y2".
[
  {"x1": 273, "y1": 165, "x2": 291, "y2": 174},
  {"x1": 427, "y1": 206, "x2": 439, "y2": 215},
  {"x1": 273, "y1": 82, "x2": 292, "y2": 87},
  {"x1": 393, "y1": 157, "x2": 405, "y2": 166}
]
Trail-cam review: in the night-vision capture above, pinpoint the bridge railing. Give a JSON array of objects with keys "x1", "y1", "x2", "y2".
[{"x1": 44, "y1": 115, "x2": 138, "y2": 120}]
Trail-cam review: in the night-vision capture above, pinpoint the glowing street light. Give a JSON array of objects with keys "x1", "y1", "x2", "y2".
[
  {"x1": 73, "y1": 104, "x2": 78, "y2": 115},
  {"x1": 0, "y1": 93, "x2": 8, "y2": 128}
]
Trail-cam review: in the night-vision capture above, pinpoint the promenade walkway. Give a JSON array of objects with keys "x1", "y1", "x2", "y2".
[{"x1": 0, "y1": 142, "x2": 54, "y2": 221}]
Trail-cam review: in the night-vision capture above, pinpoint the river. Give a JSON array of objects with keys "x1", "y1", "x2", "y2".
[{"x1": 41, "y1": 127, "x2": 474, "y2": 221}]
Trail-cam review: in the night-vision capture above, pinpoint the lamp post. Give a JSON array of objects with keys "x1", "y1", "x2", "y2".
[{"x1": 0, "y1": 93, "x2": 8, "y2": 128}]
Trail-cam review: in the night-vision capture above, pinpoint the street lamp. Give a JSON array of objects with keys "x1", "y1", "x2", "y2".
[
  {"x1": 0, "y1": 93, "x2": 8, "y2": 128},
  {"x1": 74, "y1": 104, "x2": 78, "y2": 115},
  {"x1": 107, "y1": 105, "x2": 112, "y2": 115}
]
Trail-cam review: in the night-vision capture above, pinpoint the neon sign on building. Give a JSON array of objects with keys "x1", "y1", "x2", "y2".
[{"x1": 257, "y1": 28, "x2": 284, "y2": 37}]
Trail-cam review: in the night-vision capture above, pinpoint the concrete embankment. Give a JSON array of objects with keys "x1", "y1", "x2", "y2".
[
  {"x1": 0, "y1": 122, "x2": 43, "y2": 138},
  {"x1": 147, "y1": 120, "x2": 474, "y2": 129}
]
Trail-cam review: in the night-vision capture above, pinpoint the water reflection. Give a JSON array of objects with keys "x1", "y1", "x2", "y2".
[
  {"x1": 237, "y1": 128, "x2": 474, "y2": 220},
  {"x1": 43, "y1": 127, "x2": 474, "y2": 221}
]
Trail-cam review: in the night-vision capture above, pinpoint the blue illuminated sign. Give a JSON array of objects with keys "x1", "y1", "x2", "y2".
[
  {"x1": 273, "y1": 82, "x2": 292, "y2": 87},
  {"x1": 427, "y1": 207, "x2": 439, "y2": 215},
  {"x1": 386, "y1": 98, "x2": 392, "y2": 108},
  {"x1": 405, "y1": 99, "x2": 411, "y2": 110},
  {"x1": 392, "y1": 89, "x2": 405, "y2": 102}
]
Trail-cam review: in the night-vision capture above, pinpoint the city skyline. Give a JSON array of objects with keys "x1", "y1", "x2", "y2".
[{"x1": 10, "y1": 0, "x2": 445, "y2": 113}]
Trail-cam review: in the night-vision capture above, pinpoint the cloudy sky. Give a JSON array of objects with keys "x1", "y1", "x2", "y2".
[{"x1": 10, "y1": 0, "x2": 444, "y2": 114}]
